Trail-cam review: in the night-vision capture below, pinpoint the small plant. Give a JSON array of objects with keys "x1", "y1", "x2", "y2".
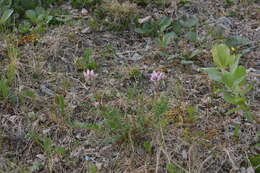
[
  {"x1": 202, "y1": 44, "x2": 252, "y2": 116},
  {"x1": 0, "y1": 0, "x2": 13, "y2": 31},
  {"x1": 0, "y1": 8, "x2": 13, "y2": 26},
  {"x1": 0, "y1": 79, "x2": 10, "y2": 100},
  {"x1": 150, "y1": 71, "x2": 165, "y2": 82},
  {"x1": 76, "y1": 48, "x2": 97, "y2": 71},
  {"x1": 55, "y1": 95, "x2": 66, "y2": 116},
  {"x1": 27, "y1": 132, "x2": 68, "y2": 162},
  {"x1": 100, "y1": 107, "x2": 131, "y2": 144},
  {"x1": 128, "y1": 67, "x2": 142, "y2": 80},
  {"x1": 102, "y1": 1, "x2": 138, "y2": 31},
  {"x1": 25, "y1": 7, "x2": 53, "y2": 32},
  {"x1": 143, "y1": 141, "x2": 152, "y2": 154},
  {"x1": 136, "y1": 17, "x2": 176, "y2": 49}
]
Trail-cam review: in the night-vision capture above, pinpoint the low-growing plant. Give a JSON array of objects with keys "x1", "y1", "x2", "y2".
[
  {"x1": 25, "y1": 7, "x2": 53, "y2": 32},
  {"x1": 128, "y1": 67, "x2": 143, "y2": 80},
  {"x1": 0, "y1": 79, "x2": 10, "y2": 100},
  {"x1": 102, "y1": 0, "x2": 138, "y2": 31},
  {"x1": 55, "y1": 95, "x2": 66, "y2": 116},
  {"x1": 0, "y1": 0, "x2": 14, "y2": 31},
  {"x1": 202, "y1": 44, "x2": 252, "y2": 117},
  {"x1": 0, "y1": 8, "x2": 13, "y2": 26},
  {"x1": 27, "y1": 132, "x2": 68, "y2": 160},
  {"x1": 76, "y1": 48, "x2": 97, "y2": 70},
  {"x1": 100, "y1": 107, "x2": 132, "y2": 144},
  {"x1": 136, "y1": 17, "x2": 176, "y2": 49}
]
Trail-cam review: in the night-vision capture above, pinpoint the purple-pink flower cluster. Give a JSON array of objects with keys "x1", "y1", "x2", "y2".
[
  {"x1": 150, "y1": 71, "x2": 165, "y2": 82},
  {"x1": 83, "y1": 69, "x2": 97, "y2": 81}
]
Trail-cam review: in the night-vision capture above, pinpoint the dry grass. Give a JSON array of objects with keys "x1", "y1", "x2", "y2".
[{"x1": 0, "y1": 0, "x2": 259, "y2": 172}]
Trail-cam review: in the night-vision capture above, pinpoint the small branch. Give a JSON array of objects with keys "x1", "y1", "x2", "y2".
[
  {"x1": 223, "y1": 148, "x2": 239, "y2": 171},
  {"x1": 161, "y1": 148, "x2": 190, "y2": 173}
]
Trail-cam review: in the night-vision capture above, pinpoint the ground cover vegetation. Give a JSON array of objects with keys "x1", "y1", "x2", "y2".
[{"x1": 0, "y1": 0, "x2": 259, "y2": 172}]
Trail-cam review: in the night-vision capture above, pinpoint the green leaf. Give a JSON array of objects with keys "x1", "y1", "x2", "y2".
[
  {"x1": 165, "y1": 32, "x2": 177, "y2": 42},
  {"x1": 189, "y1": 49, "x2": 201, "y2": 58},
  {"x1": 153, "y1": 97, "x2": 168, "y2": 120},
  {"x1": 0, "y1": 79, "x2": 10, "y2": 98},
  {"x1": 25, "y1": 10, "x2": 37, "y2": 24},
  {"x1": 225, "y1": 36, "x2": 251, "y2": 48},
  {"x1": 249, "y1": 154, "x2": 260, "y2": 167},
  {"x1": 222, "y1": 71, "x2": 234, "y2": 88},
  {"x1": 201, "y1": 67, "x2": 222, "y2": 82},
  {"x1": 180, "y1": 60, "x2": 193, "y2": 64},
  {"x1": 211, "y1": 44, "x2": 231, "y2": 69},
  {"x1": 184, "y1": 31, "x2": 197, "y2": 42},
  {"x1": 180, "y1": 16, "x2": 199, "y2": 28},
  {"x1": 159, "y1": 17, "x2": 172, "y2": 33},
  {"x1": 231, "y1": 66, "x2": 246, "y2": 87},
  {"x1": 229, "y1": 54, "x2": 240, "y2": 73},
  {"x1": 0, "y1": 9, "x2": 13, "y2": 24},
  {"x1": 223, "y1": 92, "x2": 246, "y2": 105},
  {"x1": 166, "y1": 163, "x2": 183, "y2": 173}
]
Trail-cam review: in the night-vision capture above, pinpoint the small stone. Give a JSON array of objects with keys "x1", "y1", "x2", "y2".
[
  {"x1": 40, "y1": 85, "x2": 54, "y2": 96},
  {"x1": 36, "y1": 154, "x2": 45, "y2": 161},
  {"x1": 247, "y1": 167, "x2": 255, "y2": 173},
  {"x1": 138, "y1": 16, "x2": 151, "y2": 24},
  {"x1": 42, "y1": 128, "x2": 51, "y2": 135},
  {"x1": 95, "y1": 162, "x2": 102, "y2": 170},
  {"x1": 182, "y1": 150, "x2": 188, "y2": 159},
  {"x1": 130, "y1": 53, "x2": 142, "y2": 61},
  {"x1": 81, "y1": 27, "x2": 91, "y2": 34},
  {"x1": 81, "y1": 8, "x2": 88, "y2": 16}
]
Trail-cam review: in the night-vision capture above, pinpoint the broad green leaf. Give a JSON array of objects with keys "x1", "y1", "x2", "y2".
[
  {"x1": 240, "y1": 84, "x2": 252, "y2": 95},
  {"x1": 232, "y1": 66, "x2": 246, "y2": 87},
  {"x1": 26, "y1": 10, "x2": 37, "y2": 23},
  {"x1": 202, "y1": 67, "x2": 222, "y2": 82},
  {"x1": 222, "y1": 71, "x2": 234, "y2": 89},
  {"x1": 135, "y1": 28, "x2": 147, "y2": 34},
  {"x1": 184, "y1": 31, "x2": 197, "y2": 42},
  {"x1": 180, "y1": 16, "x2": 199, "y2": 28},
  {"x1": 223, "y1": 92, "x2": 246, "y2": 105},
  {"x1": 229, "y1": 54, "x2": 241, "y2": 73},
  {"x1": 164, "y1": 32, "x2": 177, "y2": 45},
  {"x1": 225, "y1": 36, "x2": 251, "y2": 48},
  {"x1": 189, "y1": 49, "x2": 201, "y2": 58},
  {"x1": 211, "y1": 25, "x2": 225, "y2": 39},
  {"x1": 159, "y1": 17, "x2": 172, "y2": 33},
  {"x1": 0, "y1": 9, "x2": 13, "y2": 24},
  {"x1": 226, "y1": 107, "x2": 243, "y2": 115},
  {"x1": 211, "y1": 44, "x2": 231, "y2": 69},
  {"x1": 171, "y1": 20, "x2": 182, "y2": 34}
]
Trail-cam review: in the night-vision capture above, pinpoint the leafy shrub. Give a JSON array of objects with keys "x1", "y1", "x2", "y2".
[{"x1": 202, "y1": 44, "x2": 252, "y2": 116}]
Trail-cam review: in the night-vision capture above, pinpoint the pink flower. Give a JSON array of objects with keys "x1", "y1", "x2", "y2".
[
  {"x1": 93, "y1": 102, "x2": 100, "y2": 107},
  {"x1": 150, "y1": 71, "x2": 165, "y2": 82},
  {"x1": 83, "y1": 70, "x2": 97, "y2": 81}
]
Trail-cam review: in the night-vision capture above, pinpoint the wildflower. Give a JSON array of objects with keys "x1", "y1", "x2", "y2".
[
  {"x1": 93, "y1": 101, "x2": 100, "y2": 107},
  {"x1": 231, "y1": 47, "x2": 236, "y2": 51},
  {"x1": 83, "y1": 69, "x2": 97, "y2": 81},
  {"x1": 150, "y1": 71, "x2": 165, "y2": 82}
]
